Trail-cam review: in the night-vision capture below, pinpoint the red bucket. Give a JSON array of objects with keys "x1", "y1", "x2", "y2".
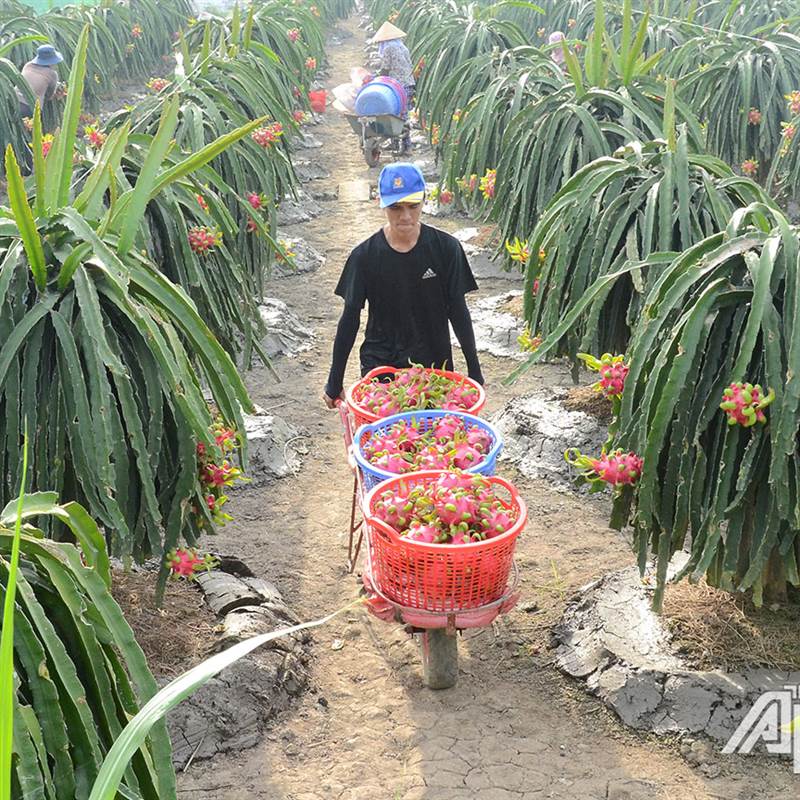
[
  {"x1": 363, "y1": 471, "x2": 526, "y2": 612},
  {"x1": 309, "y1": 89, "x2": 327, "y2": 113},
  {"x1": 346, "y1": 366, "x2": 486, "y2": 428}
]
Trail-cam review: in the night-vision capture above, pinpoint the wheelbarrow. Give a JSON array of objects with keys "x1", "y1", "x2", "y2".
[
  {"x1": 361, "y1": 552, "x2": 520, "y2": 689},
  {"x1": 335, "y1": 401, "x2": 523, "y2": 689},
  {"x1": 345, "y1": 113, "x2": 407, "y2": 167}
]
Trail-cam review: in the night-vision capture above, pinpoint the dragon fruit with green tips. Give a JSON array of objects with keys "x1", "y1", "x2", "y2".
[
  {"x1": 353, "y1": 365, "x2": 481, "y2": 418},
  {"x1": 565, "y1": 447, "x2": 643, "y2": 491},
  {"x1": 361, "y1": 414, "x2": 495, "y2": 475},
  {"x1": 370, "y1": 472, "x2": 519, "y2": 544},
  {"x1": 719, "y1": 381, "x2": 775, "y2": 427}
]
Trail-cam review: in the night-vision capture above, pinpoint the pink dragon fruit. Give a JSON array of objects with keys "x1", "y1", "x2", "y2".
[
  {"x1": 406, "y1": 522, "x2": 439, "y2": 543},
  {"x1": 577, "y1": 352, "x2": 629, "y2": 398},
  {"x1": 374, "y1": 452, "x2": 410, "y2": 473},
  {"x1": 481, "y1": 507, "x2": 514, "y2": 537},
  {"x1": 433, "y1": 415, "x2": 463, "y2": 441},
  {"x1": 589, "y1": 450, "x2": 643, "y2": 486},
  {"x1": 434, "y1": 490, "x2": 476, "y2": 526},
  {"x1": 466, "y1": 427, "x2": 492, "y2": 453},
  {"x1": 452, "y1": 442, "x2": 481, "y2": 469},
  {"x1": 371, "y1": 472, "x2": 518, "y2": 545},
  {"x1": 720, "y1": 381, "x2": 775, "y2": 427}
]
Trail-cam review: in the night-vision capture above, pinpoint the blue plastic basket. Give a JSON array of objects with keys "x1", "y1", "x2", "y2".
[
  {"x1": 353, "y1": 410, "x2": 503, "y2": 491},
  {"x1": 354, "y1": 81, "x2": 403, "y2": 116}
]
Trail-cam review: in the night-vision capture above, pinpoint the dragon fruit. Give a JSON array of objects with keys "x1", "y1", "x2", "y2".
[
  {"x1": 167, "y1": 548, "x2": 203, "y2": 578},
  {"x1": 374, "y1": 452, "x2": 410, "y2": 473},
  {"x1": 466, "y1": 427, "x2": 492, "y2": 453},
  {"x1": 748, "y1": 107, "x2": 762, "y2": 125},
  {"x1": 353, "y1": 365, "x2": 481, "y2": 419},
  {"x1": 40, "y1": 134, "x2": 54, "y2": 158},
  {"x1": 251, "y1": 122, "x2": 283, "y2": 148},
  {"x1": 166, "y1": 547, "x2": 217, "y2": 580},
  {"x1": 146, "y1": 77, "x2": 169, "y2": 93},
  {"x1": 188, "y1": 226, "x2": 222, "y2": 256},
  {"x1": 452, "y1": 442, "x2": 481, "y2": 469},
  {"x1": 505, "y1": 237, "x2": 530, "y2": 264},
  {"x1": 479, "y1": 168, "x2": 496, "y2": 200},
  {"x1": 565, "y1": 447, "x2": 643, "y2": 490},
  {"x1": 433, "y1": 415, "x2": 462, "y2": 441},
  {"x1": 590, "y1": 450, "x2": 643, "y2": 486},
  {"x1": 720, "y1": 381, "x2": 775, "y2": 427},
  {"x1": 370, "y1": 472, "x2": 518, "y2": 545},
  {"x1": 84, "y1": 125, "x2": 106, "y2": 149},
  {"x1": 361, "y1": 415, "x2": 494, "y2": 474},
  {"x1": 741, "y1": 159, "x2": 758, "y2": 177},
  {"x1": 433, "y1": 490, "x2": 476, "y2": 526},
  {"x1": 787, "y1": 90, "x2": 800, "y2": 115},
  {"x1": 481, "y1": 507, "x2": 514, "y2": 537},
  {"x1": 578, "y1": 352, "x2": 629, "y2": 398},
  {"x1": 407, "y1": 522, "x2": 438, "y2": 543},
  {"x1": 247, "y1": 192, "x2": 266, "y2": 210}
]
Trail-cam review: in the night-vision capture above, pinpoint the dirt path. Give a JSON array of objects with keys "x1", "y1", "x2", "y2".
[{"x1": 177, "y1": 17, "x2": 799, "y2": 800}]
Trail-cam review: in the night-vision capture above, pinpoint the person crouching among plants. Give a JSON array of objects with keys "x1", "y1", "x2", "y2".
[
  {"x1": 16, "y1": 44, "x2": 64, "y2": 119},
  {"x1": 372, "y1": 20, "x2": 415, "y2": 153},
  {"x1": 323, "y1": 163, "x2": 484, "y2": 408}
]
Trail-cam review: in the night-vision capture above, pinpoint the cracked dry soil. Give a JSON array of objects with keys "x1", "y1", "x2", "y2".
[{"x1": 176, "y1": 16, "x2": 800, "y2": 800}]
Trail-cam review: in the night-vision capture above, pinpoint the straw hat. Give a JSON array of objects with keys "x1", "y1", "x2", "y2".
[{"x1": 372, "y1": 21, "x2": 407, "y2": 43}]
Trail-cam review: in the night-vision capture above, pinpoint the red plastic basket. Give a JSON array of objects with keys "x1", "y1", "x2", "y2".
[
  {"x1": 363, "y1": 471, "x2": 526, "y2": 612},
  {"x1": 346, "y1": 366, "x2": 486, "y2": 429}
]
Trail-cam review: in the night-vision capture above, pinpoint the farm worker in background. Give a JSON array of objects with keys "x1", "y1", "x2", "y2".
[
  {"x1": 16, "y1": 44, "x2": 64, "y2": 118},
  {"x1": 372, "y1": 20, "x2": 415, "y2": 153},
  {"x1": 548, "y1": 32, "x2": 567, "y2": 69},
  {"x1": 323, "y1": 163, "x2": 484, "y2": 408}
]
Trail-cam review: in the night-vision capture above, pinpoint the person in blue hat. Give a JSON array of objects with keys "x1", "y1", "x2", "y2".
[
  {"x1": 17, "y1": 44, "x2": 64, "y2": 119},
  {"x1": 323, "y1": 163, "x2": 483, "y2": 407}
]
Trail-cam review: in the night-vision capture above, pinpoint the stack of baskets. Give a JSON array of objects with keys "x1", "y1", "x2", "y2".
[{"x1": 346, "y1": 367, "x2": 526, "y2": 612}]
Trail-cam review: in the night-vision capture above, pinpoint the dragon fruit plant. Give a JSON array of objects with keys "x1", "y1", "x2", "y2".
[
  {"x1": 362, "y1": 415, "x2": 494, "y2": 474},
  {"x1": 353, "y1": 366, "x2": 481, "y2": 419},
  {"x1": 372, "y1": 472, "x2": 518, "y2": 544},
  {"x1": 565, "y1": 447, "x2": 643, "y2": 492},
  {"x1": 720, "y1": 381, "x2": 775, "y2": 427}
]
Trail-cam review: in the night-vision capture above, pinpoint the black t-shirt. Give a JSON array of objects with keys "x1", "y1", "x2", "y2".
[{"x1": 334, "y1": 224, "x2": 479, "y2": 373}]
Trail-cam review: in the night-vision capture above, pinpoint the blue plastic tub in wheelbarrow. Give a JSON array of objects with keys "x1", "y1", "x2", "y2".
[
  {"x1": 353, "y1": 409, "x2": 503, "y2": 492},
  {"x1": 354, "y1": 80, "x2": 405, "y2": 117}
]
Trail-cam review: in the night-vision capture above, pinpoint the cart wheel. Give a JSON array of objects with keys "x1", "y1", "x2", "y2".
[
  {"x1": 421, "y1": 629, "x2": 458, "y2": 689},
  {"x1": 364, "y1": 138, "x2": 381, "y2": 167}
]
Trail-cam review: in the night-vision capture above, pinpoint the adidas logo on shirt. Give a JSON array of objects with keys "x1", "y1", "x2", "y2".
[{"x1": 421, "y1": 268, "x2": 437, "y2": 279}]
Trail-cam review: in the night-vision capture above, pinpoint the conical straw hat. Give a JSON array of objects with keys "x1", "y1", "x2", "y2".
[{"x1": 372, "y1": 21, "x2": 407, "y2": 43}]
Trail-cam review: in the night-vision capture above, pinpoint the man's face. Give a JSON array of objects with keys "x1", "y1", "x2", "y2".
[{"x1": 385, "y1": 200, "x2": 422, "y2": 232}]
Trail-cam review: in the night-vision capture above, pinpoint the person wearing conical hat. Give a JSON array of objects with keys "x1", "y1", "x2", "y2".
[{"x1": 373, "y1": 20, "x2": 415, "y2": 152}]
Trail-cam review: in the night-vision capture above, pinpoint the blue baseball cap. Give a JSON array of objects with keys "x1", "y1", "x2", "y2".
[
  {"x1": 32, "y1": 45, "x2": 63, "y2": 67},
  {"x1": 378, "y1": 162, "x2": 425, "y2": 208}
]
